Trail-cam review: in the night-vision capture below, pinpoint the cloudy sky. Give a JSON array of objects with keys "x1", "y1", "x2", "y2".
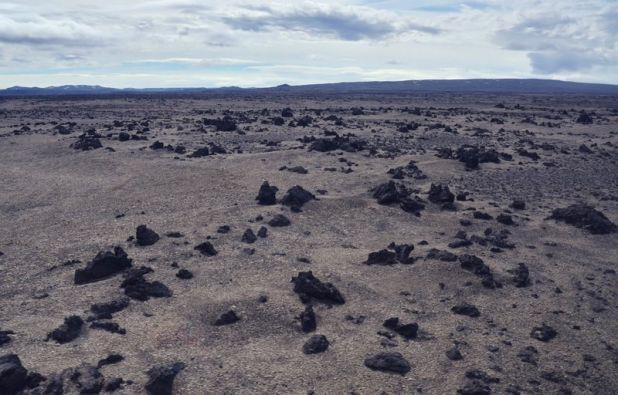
[{"x1": 0, "y1": 0, "x2": 616, "y2": 88}]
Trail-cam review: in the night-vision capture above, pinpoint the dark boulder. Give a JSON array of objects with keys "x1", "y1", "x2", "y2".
[
  {"x1": 291, "y1": 271, "x2": 345, "y2": 305},
  {"x1": 89, "y1": 297, "x2": 130, "y2": 320},
  {"x1": 0, "y1": 354, "x2": 28, "y2": 394},
  {"x1": 188, "y1": 147, "x2": 210, "y2": 158},
  {"x1": 530, "y1": 324, "x2": 557, "y2": 342},
  {"x1": 446, "y1": 347, "x2": 463, "y2": 361},
  {"x1": 268, "y1": 214, "x2": 291, "y2": 227},
  {"x1": 90, "y1": 321, "x2": 126, "y2": 335},
  {"x1": 281, "y1": 186, "x2": 315, "y2": 210},
  {"x1": 303, "y1": 335, "x2": 329, "y2": 354},
  {"x1": 194, "y1": 242, "x2": 218, "y2": 256},
  {"x1": 365, "y1": 249, "x2": 397, "y2": 265},
  {"x1": 136, "y1": 225, "x2": 160, "y2": 246},
  {"x1": 46, "y1": 315, "x2": 84, "y2": 344},
  {"x1": 426, "y1": 249, "x2": 458, "y2": 262},
  {"x1": 509, "y1": 263, "x2": 530, "y2": 287},
  {"x1": 74, "y1": 246, "x2": 132, "y2": 285},
  {"x1": 176, "y1": 269, "x2": 193, "y2": 280},
  {"x1": 71, "y1": 135, "x2": 102, "y2": 151},
  {"x1": 97, "y1": 353, "x2": 124, "y2": 368},
  {"x1": 549, "y1": 204, "x2": 617, "y2": 234},
  {"x1": 299, "y1": 306, "x2": 316, "y2": 333},
  {"x1": 256, "y1": 181, "x2": 278, "y2": 205},
  {"x1": 576, "y1": 112, "x2": 593, "y2": 124},
  {"x1": 120, "y1": 266, "x2": 172, "y2": 301},
  {"x1": 364, "y1": 352, "x2": 411, "y2": 375},
  {"x1": 428, "y1": 184, "x2": 454, "y2": 204},
  {"x1": 451, "y1": 303, "x2": 480, "y2": 318},
  {"x1": 145, "y1": 362, "x2": 185, "y2": 395},
  {"x1": 214, "y1": 310, "x2": 240, "y2": 326},
  {"x1": 241, "y1": 229, "x2": 257, "y2": 244},
  {"x1": 383, "y1": 317, "x2": 418, "y2": 339},
  {"x1": 372, "y1": 181, "x2": 409, "y2": 205}
]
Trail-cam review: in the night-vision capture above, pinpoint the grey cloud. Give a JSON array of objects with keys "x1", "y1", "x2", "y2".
[
  {"x1": 0, "y1": 15, "x2": 103, "y2": 47},
  {"x1": 495, "y1": 10, "x2": 617, "y2": 74},
  {"x1": 528, "y1": 51, "x2": 607, "y2": 74},
  {"x1": 222, "y1": 5, "x2": 439, "y2": 41}
]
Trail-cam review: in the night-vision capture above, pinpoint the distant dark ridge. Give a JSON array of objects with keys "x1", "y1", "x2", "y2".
[{"x1": 1, "y1": 79, "x2": 617, "y2": 96}]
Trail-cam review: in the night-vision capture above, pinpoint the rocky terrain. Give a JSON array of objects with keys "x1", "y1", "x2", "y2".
[{"x1": 0, "y1": 92, "x2": 616, "y2": 394}]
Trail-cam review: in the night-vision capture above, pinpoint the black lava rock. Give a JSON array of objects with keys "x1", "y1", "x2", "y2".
[
  {"x1": 365, "y1": 249, "x2": 397, "y2": 265},
  {"x1": 71, "y1": 135, "x2": 102, "y2": 151},
  {"x1": 90, "y1": 297, "x2": 130, "y2": 320},
  {"x1": 214, "y1": 310, "x2": 240, "y2": 326},
  {"x1": 268, "y1": 214, "x2": 291, "y2": 227},
  {"x1": 90, "y1": 321, "x2": 126, "y2": 335},
  {"x1": 446, "y1": 347, "x2": 463, "y2": 361},
  {"x1": 299, "y1": 305, "x2": 316, "y2": 333},
  {"x1": 120, "y1": 266, "x2": 172, "y2": 301},
  {"x1": 0, "y1": 354, "x2": 28, "y2": 394},
  {"x1": 0, "y1": 330, "x2": 14, "y2": 346},
  {"x1": 241, "y1": 229, "x2": 257, "y2": 244},
  {"x1": 281, "y1": 186, "x2": 315, "y2": 210},
  {"x1": 426, "y1": 249, "x2": 458, "y2": 262},
  {"x1": 496, "y1": 214, "x2": 514, "y2": 225},
  {"x1": 74, "y1": 246, "x2": 132, "y2": 285},
  {"x1": 257, "y1": 226, "x2": 268, "y2": 238},
  {"x1": 256, "y1": 181, "x2": 278, "y2": 205},
  {"x1": 291, "y1": 271, "x2": 345, "y2": 305},
  {"x1": 194, "y1": 242, "x2": 218, "y2": 256},
  {"x1": 176, "y1": 269, "x2": 193, "y2": 280},
  {"x1": 97, "y1": 353, "x2": 124, "y2": 368},
  {"x1": 372, "y1": 181, "x2": 408, "y2": 205},
  {"x1": 509, "y1": 263, "x2": 530, "y2": 287},
  {"x1": 383, "y1": 317, "x2": 418, "y2": 339},
  {"x1": 428, "y1": 184, "x2": 454, "y2": 204},
  {"x1": 364, "y1": 352, "x2": 411, "y2": 375},
  {"x1": 530, "y1": 324, "x2": 557, "y2": 342},
  {"x1": 451, "y1": 303, "x2": 480, "y2": 318},
  {"x1": 136, "y1": 225, "x2": 160, "y2": 246},
  {"x1": 511, "y1": 200, "x2": 526, "y2": 210},
  {"x1": 46, "y1": 315, "x2": 84, "y2": 344},
  {"x1": 303, "y1": 335, "x2": 329, "y2": 354},
  {"x1": 145, "y1": 362, "x2": 185, "y2": 395},
  {"x1": 549, "y1": 204, "x2": 617, "y2": 234}
]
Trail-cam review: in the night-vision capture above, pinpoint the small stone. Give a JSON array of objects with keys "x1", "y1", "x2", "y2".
[
  {"x1": 268, "y1": 214, "x2": 291, "y2": 227},
  {"x1": 451, "y1": 303, "x2": 480, "y2": 318},
  {"x1": 530, "y1": 324, "x2": 557, "y2": 342},
  {"x1": 176, "y1": 269, "x2": 193, "y2": 280},
  {"x1": 364, "y1": 352, "x2": 411, "y2": 375},
  {"x1": 241, "y1": 229, "x2": 257, "y2": 243},
  {"x1": 194, "y1": 242, "x2": 218, "y2": 256},
  {"x1": 303, "y1": 335, "x2": 329, "y2": 354},
  {"x1": 214, "y1": 310, "x2": 240, "y2": 326}
]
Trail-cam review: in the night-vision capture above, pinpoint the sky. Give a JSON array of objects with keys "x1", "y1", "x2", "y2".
[{"x1": 0, "y1": 0, "x2": 616, "y2": 88}]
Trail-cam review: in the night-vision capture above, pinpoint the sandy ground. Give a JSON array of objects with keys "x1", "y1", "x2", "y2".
[{"x1": 0, "y1": 92, "x2": 617, "y2": 394}]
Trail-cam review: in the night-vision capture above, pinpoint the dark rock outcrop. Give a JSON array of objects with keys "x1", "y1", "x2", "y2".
[
  {"x1": 74, "y1": 247, "x2": 132, "y2": 285},
  {"x1": 46, "y1": 315, "x2": 84, "y2": 344},
  {"x1": 549, "y1": 204, "x2": 617, "y2": 234},
  {"x1": 291, "y1": 271, "x2": 345, "y2": 305}
]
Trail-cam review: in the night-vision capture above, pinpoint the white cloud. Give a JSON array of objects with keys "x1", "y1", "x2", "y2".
[{"x1": 0, "y1": 0, "x2": 615, "y2": 87}]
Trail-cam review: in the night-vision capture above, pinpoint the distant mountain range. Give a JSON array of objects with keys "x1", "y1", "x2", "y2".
[{"x1": 1, "y1": 79, "x2": 617, "y2": 96}]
